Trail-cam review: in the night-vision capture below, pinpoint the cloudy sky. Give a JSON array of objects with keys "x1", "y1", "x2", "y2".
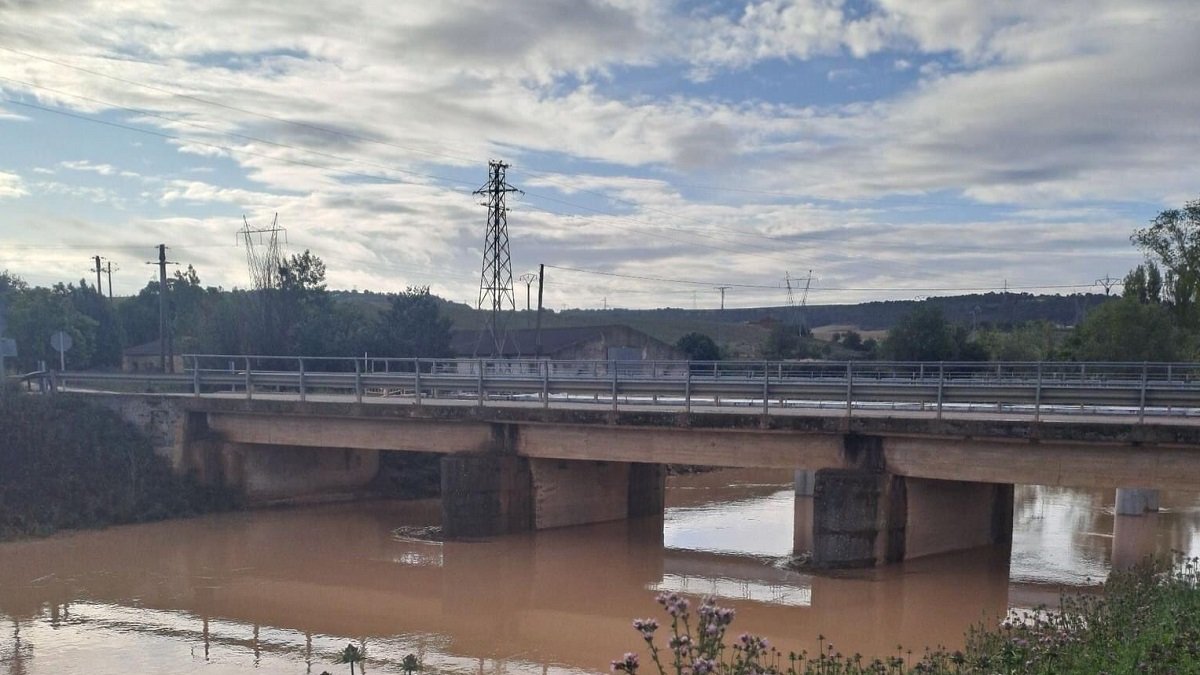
[{"x1": 0, "y1": 0, "x2": 1197, "y2": 310}]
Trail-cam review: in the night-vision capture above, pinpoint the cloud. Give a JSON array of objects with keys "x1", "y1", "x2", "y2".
[
  {"x1": 0, "y1": 171, "x2": 27, "y2": 200},
  {"x1": 60, "y1": 160, "x2": 117, "y2": 175},
  {"x1": 0, "y1": 0, "x2": 1193, "y2": 307}
]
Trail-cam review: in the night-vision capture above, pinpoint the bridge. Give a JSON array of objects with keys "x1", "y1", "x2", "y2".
[{"x1": 40, "y1": 355, "x2": 1200, "y2": 568}]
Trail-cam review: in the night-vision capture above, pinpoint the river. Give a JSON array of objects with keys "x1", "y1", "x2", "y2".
[{"x1": 1, "y1": 469, "x2": 1198, "y2": 674}]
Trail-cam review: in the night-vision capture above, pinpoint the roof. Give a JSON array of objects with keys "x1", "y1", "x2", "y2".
[{"x1": 450, "y1": 325, "x2": 657, "y2": 358}]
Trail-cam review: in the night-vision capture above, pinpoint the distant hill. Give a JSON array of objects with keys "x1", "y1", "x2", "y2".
[{"x1": 333, "y1": 290, "x2": 1111, "y2": 358}]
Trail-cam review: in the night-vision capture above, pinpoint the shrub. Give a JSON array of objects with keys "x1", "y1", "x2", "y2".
[
  {"x1": 618, "y1": 557, "x2": 1200, "y2": 674},
  {"x1": 0, "y1": 393, "x2": 238, "y2": 540}
]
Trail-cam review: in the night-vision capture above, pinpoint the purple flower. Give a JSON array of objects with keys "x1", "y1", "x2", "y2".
[
  {"x1": 633, "y1": 618, "x2": 660, "y2": 639},
  {"x1": 611, "y1": 653, "x2": 639, "y2": 673}
]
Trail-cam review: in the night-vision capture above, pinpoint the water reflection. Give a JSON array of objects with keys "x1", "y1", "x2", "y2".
[{"x1": 0, "y1": 471, "x2": 1198, "y2": 674}]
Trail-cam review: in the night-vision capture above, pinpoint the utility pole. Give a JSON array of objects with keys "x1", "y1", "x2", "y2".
[
  {"x1": 93, "y1": 255, "x2": 103, "y2": 293},
  {"x1": 473, "y1": 160, "x2": 522, "y2": 355},
  {"x1": 105, "y1": 261, "x2": 115, "y2": 299},
  {"x1": 518, "y1": 272, "x2": 538, "y2": 312},
  {"x1": 534, "y1": 264, "x2": 545, "y2": 358},
  {"x1": 715, "y1": 286, "x2": 731, "y2": 347},
  {"x1": 147, "y1": 245, "x2": 177, "y2": 373},
  {"x1": 716, "y1": 286, "x2": 731, "y2": 311}
]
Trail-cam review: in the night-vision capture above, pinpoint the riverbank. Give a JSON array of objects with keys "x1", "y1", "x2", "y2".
[
  {"x1": 0, "y1": 392, "x2": 239, "y2": 541},
  {"x1": 620, "y1": 557, "x2": 1200, "y2": 674}
]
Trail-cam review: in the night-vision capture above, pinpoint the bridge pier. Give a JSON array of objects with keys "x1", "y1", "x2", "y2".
[
  {"x1": 811, "y1": 460, "x2": 1013, "y2": 568},
  {"x1": 441, "y1": 455, "x2": 666, "y2": 538},
  {"x1": 440, "y1": 455, "x2": 533, "y2": 538},
  {"x1": 794, "y1": 469, "x2": 816, "y2": 497},
  {"x1": 1115, "y1": 488, "x2": 1160, "y2": 515}
]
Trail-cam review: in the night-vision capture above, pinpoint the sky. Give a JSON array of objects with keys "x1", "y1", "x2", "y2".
[{"x1": 0, "y1": 0, "x2": 1197, "y2": 310}]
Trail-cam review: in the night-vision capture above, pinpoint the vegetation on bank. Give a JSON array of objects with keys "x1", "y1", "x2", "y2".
[
  {"x1": 616, "y1": 557, "x2": 1200, "y2": 674},
  {"x1": 0, "y1": 392, "x2": 237, "y2": 541}
]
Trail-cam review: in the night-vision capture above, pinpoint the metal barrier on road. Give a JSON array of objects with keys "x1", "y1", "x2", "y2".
[{"x1": 45, "y1": 355, "x2": 1200, "y2": 422}]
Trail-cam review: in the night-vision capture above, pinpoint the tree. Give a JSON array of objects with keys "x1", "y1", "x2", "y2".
[
  {"x1": 1067, "y1": 298, "x2": 1181, "y2": 361},
  {"x1": 335, "y1": 644, "x2": 366, "y2": 675},
  {"x1": 675, "y1": 332, "x2": 720, "y2": 361},
  {"x1": 1123, "y1": 263, "x2": 1164, "y2": 305},
  {"x1": 974, "y1": 321, "x2": 1057, "y2": 361},
  {"x1": 761, "y1": 324, "x2": 820, "y2": 360},
  {"x1": 68, "y1": 282, "x2": 123, "y2": 368},
  {"x1": 251, "y1": 250, "x2": 331, "y2": 354},
  {"x1": 882, "y1": 304, "x2": 986, "y2": 361},
  {"x1": 882, "y1": 305, "x2": 956, "y2": 361},
  {"x1": 372, "y1": 286, "x2": 453, "y2": 358},
  {"x1": 1131, "y1": 198, "x2": 1200, "y2": 325},
  {"x1": 8, "y1": 285, "x2": 98, "y2": 370},
  {"x1": 840, "y1": 330, "x2": 864, "y2": 350}
]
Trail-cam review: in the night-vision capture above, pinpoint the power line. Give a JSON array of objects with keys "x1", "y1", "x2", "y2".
[
  {"x1": 0, "y1": 43, "x2": 1117, "y2": 289},
  {"x1": 0, "y1": 44, "x2": 484, "y2": 168},
  {"x1": 0, "y1": 55, "x2": 859, "y2": 271},
  {"x1": 4, "y1": 95, "x2": 819, "y2": 271},
  {"x1": 4, "y1": 65, "x2": 952, "y2": 279},
  {"x1": 544, "y1": 263, "x2": 1101, "y2": 293},
  {"x1": 0, "y1": 76, "x2": 479, "y2": 191}
]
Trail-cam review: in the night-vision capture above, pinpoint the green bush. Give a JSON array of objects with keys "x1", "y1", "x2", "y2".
[
  {"x1": 0, "y1": 393, "x2": 238, "y2": 540},
  {"x1": 617, "y1": 557, "x2": 1200, "y2": 674}
]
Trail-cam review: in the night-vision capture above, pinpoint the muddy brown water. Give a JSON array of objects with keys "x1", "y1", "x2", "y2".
[{"x1": 1, "y1": 469, "x2": 1198, "y2": 674}]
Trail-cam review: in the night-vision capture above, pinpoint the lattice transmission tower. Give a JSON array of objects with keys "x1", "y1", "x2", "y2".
[
  {"x1": 474, "y1": 160, "x2": 522, "y2": 354},
  {"x1": 238, "y1": 213, "x2": 287, "y2": 291}
]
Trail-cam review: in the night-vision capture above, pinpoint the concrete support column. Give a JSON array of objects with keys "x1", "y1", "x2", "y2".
[
  {"x1": 905, "y1": 478, "x2": 1012, "y2": 559},
  {"x1": 529, "y1": 459, "x2": 631, "y2": 529},
  {"x1": 794, "y1": 469, "x2": 816, "y2": 497},
  {"x1": 812, "y1": 469, "x2": 906, "y2": 568},
  {"x1": 627, "y1": 463, "x2": 667, "y2": 518},
  {"x1": 1115, "y1": 488, "x2": 1160, "y2": 515},
  {"x1": 440, "y1": 455, "x2": 533, "y2": 538},
  {"x1": 812, "y1": 467, "x2": 1014, "y2": 568}
]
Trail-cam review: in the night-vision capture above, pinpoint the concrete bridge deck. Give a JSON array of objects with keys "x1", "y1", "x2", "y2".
[
  {"x1": 89, "y1": 389, "x2": 1200, "y2": 491},
  {"x1": 53, "y1": 358, "x2": 1200, "y2": 568}
]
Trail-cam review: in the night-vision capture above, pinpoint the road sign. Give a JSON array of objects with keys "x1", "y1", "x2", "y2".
[
  {"x1": 0, "y1": 338, "x2": 15, "y2": 357},
  {"x1": 50, "y1": 331, "x2": 73, "y2": 353},
  {"x1": 50, "y1": 331, "x2": 73, "y2": 371}
]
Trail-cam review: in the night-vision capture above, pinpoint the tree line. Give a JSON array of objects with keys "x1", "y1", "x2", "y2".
[
  {"x1": 691, "y1": 198, "x2": 1200, "y2": 363},
  {"x1": 3, "y1": 198, "x2": 1198, "y2": 371},
  {"x1": 0, "y1": 250, "x2": 453, "y2": 372}
]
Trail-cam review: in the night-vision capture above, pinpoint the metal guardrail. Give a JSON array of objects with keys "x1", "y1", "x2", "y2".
[{"x1": 44, "y1": 355, "x2": 1200, "y2": 421}]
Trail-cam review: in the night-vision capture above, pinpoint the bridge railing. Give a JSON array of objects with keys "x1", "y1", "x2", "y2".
[{"x1": 45, "y1": 355, "x2": 1200, "y2": 421}]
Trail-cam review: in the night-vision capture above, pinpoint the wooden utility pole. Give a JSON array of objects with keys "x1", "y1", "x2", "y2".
[
  {"x1": 147, "y1": 245, "x2": 177, "y2": 372},
  {"x1": 715, "y1": 286, "x2": 731, "y2": 346},
  {"x1": 93, "y1": 255, "x2": 103, "y2": 293},
  {"x1": 105, "y1": 261, "x2": 114, "y2": 299},
  {"x1": 534, "y1": 264, "x2": 545, "y2": 358}
]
